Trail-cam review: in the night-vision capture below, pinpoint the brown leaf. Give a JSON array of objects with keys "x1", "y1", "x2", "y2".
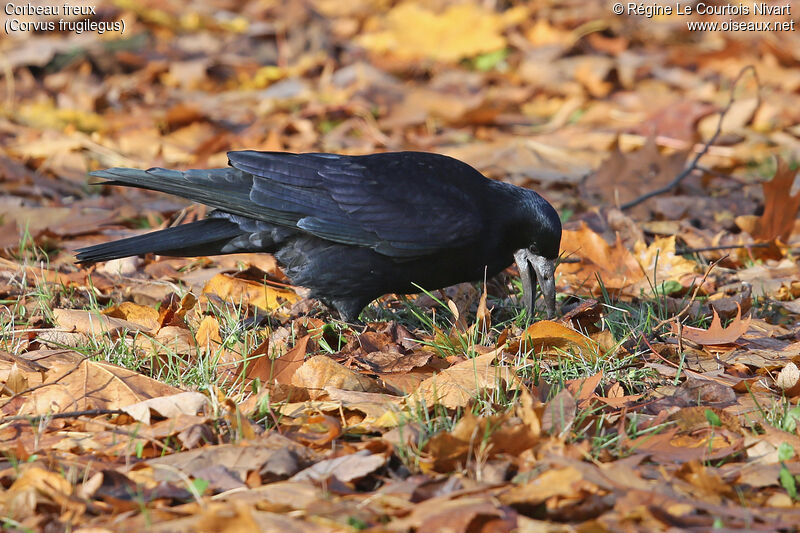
[
  {"x1": 390, "y1": 496, "x2": 514, "y2": 533},
  {"x1": 558, "y1": 222, "x2": 701, "y2": 298},
  {"x1": 194, "y1": 316, "x2": 222, "y2": 350},
  {"x1": 360, "y1": 349, "x2": 433, "y2": 373},
  {"x1": 542, "y1": 388, "x2": 577, "y2": 437},
  {"x1": 675, "y1": 308, "x2": 751, "y2": 346},
  {"x1": 624, "y1": 424, "x2": 743, "y2": 463},
  {"x1": 135, "y1": 325, "x2": 197, "y2": 356},
  {"x1": 291, "y1": 450, "x2": 385, "y2": 482},
  {"x1": 256, "y1": 334, "x2": 309, "y2": 385},
  {"x1": 2, "y1": 466, "x2": 76, "y2": 521},
  {"x1": 21, "y1": 358, "x2": 180, "y2": 415},
  {"x1": 286, "y1": 413, "x2": 343, "y2": 447},
  {"x1": 566, "y1": 371, "x2": 603, "y2": 402},
  {"x1": 557, "y1": 222, "x2": 642, "y2": 293},
  {"x1": 5, "y1": 363, "x2": 29, "y2": 395},
  {"x1": 292, "y1": 355, "x2": 383, "y2": 399},
  {"x1": 635, "y1": 100, "x2": 715, "y2": 143},
  {"x1": 121, "y1": 391, "x2": 209, "y2": 424},
  {"x1": 752, "y1": 158, "x2": 800, "y2": 242},
  {"x1": 468, "y1": 282, "x2": 491, "y2": 336},
  {"x1": 423, "y1": 409, "x2": 540, "y2": 472},
  {"x1": 145, "y1": 434, "x2": 313, "y2": 484},
  {"x1": 53, "y1": 309, "x2": 148, "y2": 337},
  {"x1": 581, "y1": 137, "x2": 689, "y2": 213},
  {"x1": 408, "y1": 348, "x2": 515, "y2": 409},
  {"x1": 500, "y1": 466, "x2": 586, "y2": 506},
  {"x1": 322, "y1": 388, "x2": 403, "y2": 430}
]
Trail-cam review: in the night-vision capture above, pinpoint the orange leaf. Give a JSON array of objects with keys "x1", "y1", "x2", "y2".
[
  {"x1": 523, "y1": 320, "x2": 600, "y2": 359},
  {"x1": 558, "y1": 222, "x2": 641, "y2": 292},
  {"x1": 202, "y1": 273, "x2": 298, "y2": 312},
  {"x1": 566, "y1": 370, "x2": 603, "y2": 401}
]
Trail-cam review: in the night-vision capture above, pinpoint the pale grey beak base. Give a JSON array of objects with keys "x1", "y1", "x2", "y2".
[{"x1": 514, "y1": 249, "x2": 557, "y2": 318}]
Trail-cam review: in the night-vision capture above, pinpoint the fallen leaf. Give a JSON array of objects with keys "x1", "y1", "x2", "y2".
[
  {"x1": 292, "y1": 355, "x2": 383, "y2": 399},
  {"x1": 53, "y1": 309, "x2": 148, "y2": 338},
  {"x1": 194, "y1": 316, "x2": 222, "y2": 350},
  {"x1": 20, "y1": 358, "x2": 180, "y2": 415},
  {"x1": 567, "y1": 371, "x2": 604, "y2": 402},
  {"x1": 389, "y1": 496, "x2": 515, "y2": 533},
  {"x1": 408, "y1": 348, "x2": 515, "y2": 409},
  {"x1": 751, "y1": 158, "x2": 800, "y2": 242},
  {"x1": 240, "y1": 335, "x2": 310, "y2": 386},
  {"x1": 121, "y1": 391, "x2": 210, "y2": 424},
  {"x1": 357, "y1": 3, "x2": 526, "y2": 62},
  {"x1": 675, "y1": 308, "x2": 751, "y2": 346},
  {"x1": 145, "y1": 434, "x2": 313, "y2": 484},
  {"x1": 285, "y1": 413, "x2": 343, "y2": 447},
  {"x1": 581, "y1": 137, "x2": 690, "y2": 214},
  {"x1": 500, "y1": 466, "x2": 586, "y2": 506},
  {"x1": 522, "y1": 320, "x2": 600, "y2": 359},
  {"x1": 542, "y1": 388, "x2": 577, "y2": 437},
  {"x1": 776, "y1": 362, "x2": 800, "y2": 397},
  {"x1": 423, "y1": 409, "x2": 540, "y2": 472},
  {"x1": 1, "y1": 466, "x2": 75, "y2": 521},
  {"x1": 202, "y1": 273, "x2": 299, "y2": 312},
  {"x1": 291, "y1": 450, "x2": 386, "y2": 482},
  {"x1": 559, "y1": 224, "x2": 699, "y2": 297}
]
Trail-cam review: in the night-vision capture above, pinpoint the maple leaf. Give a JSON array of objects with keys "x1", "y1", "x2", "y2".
[
  {"x1": 673, "y1": 307, "x2": 751, "y2": 346},
  {"x1": 752, "y1": 157, "x2": 800, "y2": 243},
  {"x1": 559, "y1": 224, "x2": 698, "y2": 297}
]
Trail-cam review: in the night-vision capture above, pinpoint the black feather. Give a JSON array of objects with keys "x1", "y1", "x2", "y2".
[{"x1": 77, "y1": 151, "x2": 562, "y2": 321}]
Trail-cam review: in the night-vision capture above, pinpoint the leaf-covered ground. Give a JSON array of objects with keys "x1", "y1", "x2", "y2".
[{"x1": 2, "y1": 1, "x2": 800, "y2": 531}]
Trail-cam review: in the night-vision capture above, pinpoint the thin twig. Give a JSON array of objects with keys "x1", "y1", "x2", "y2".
[
  {"x1": 0, "y1": 357, "x2": 87, "y2": 411},
  {"x1": 652, "y1": 257, "x2": 722, "y2": 332},
  {"x1": 621, "y1": 65, "x2": 759, "y2": 211},
  {"x1": 0, "y1": 408, "x2": 126, "y2": 424},
  {"x1": 680, "y1": 243, "x2": 800, "y2": 256},
  {"x1": 677, "y1": 243, "x2": 770, "y2": 255}
]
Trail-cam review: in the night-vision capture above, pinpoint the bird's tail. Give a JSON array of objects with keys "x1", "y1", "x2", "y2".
[{"x1": 75, "y1": 218, "x2": 244, "y2": 264}]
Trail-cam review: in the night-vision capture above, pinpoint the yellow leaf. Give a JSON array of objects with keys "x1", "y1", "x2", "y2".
[
  {"x1": 195, "y1": 316, "x2": 222, "y2": 349},
  {"x1": 523, "y1": 320, "x2": 601, "y2": 360},
  {"x1": 358, "y1": 3, "x2": 524, "y2": 62},
  {"x1": 202, "y1": 273, "x2": 299, "y2": 312},
  {"x1": 103, "y1": 301, "x2": 160, "y2": 333},
  {"x1": 17, "y1": 102, "x2": 104, "y2": 133}
]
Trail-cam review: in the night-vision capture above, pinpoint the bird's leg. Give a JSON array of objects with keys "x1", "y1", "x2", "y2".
[
  {"x1": 332, "y1": 298, "x2": 367, "y2": 326},
  {"x1": 514, "y1": 249, "x2": 536, "y2": 314}
]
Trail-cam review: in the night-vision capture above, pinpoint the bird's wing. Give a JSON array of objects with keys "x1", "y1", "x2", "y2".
[{"x1": 227, "y1": 151, "x2": 486, "y2": 257}]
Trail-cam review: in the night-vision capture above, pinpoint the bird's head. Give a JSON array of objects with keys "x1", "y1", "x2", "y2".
[{"x1": 513, "y1": 191, "x2": 561, "y2": 319}]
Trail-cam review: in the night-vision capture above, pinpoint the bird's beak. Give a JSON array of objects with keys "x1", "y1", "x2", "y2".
[{"x1": 514, "y1": 249, "x2": 557, "y2": 319}]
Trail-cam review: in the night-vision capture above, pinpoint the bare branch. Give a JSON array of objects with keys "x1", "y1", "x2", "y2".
[{"x1": 621, "y1": 65, "x2": 759, "y2": 211}]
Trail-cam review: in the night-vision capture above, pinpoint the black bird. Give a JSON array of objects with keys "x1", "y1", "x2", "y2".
[{"x1": 76, "y1": 151, "x2": 561, "y2": 322}]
